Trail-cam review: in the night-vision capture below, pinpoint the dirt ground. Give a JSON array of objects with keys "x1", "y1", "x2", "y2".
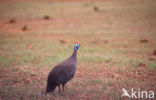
[{"x1": 0, "y1": 0, "x2": 156, "y2": 100}]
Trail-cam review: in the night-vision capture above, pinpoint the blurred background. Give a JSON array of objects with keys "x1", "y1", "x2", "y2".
[{"x1": 0, "y1": 0, "x2": 156, "y2": 100}]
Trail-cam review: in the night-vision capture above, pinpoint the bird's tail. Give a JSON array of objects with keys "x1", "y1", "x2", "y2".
[{"x1": 45, "y1": 82, "x2": 57, "y2": 95}]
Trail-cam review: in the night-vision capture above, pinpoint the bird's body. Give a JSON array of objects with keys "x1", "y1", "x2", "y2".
[{"x1": 45, "y1": 41, "x2": 80, "y2": 94}]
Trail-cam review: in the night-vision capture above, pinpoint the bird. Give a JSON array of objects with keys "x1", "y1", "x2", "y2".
[{"x1": 45, "y1": 40, "x2": 80, "y2": 95}]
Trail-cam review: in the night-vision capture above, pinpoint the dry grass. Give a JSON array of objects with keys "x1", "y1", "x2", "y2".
[{"x1": 0, "y1": 0, "x2": 156, "y2": 100}]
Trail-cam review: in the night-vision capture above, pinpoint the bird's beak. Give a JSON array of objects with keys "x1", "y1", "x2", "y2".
[{"x1": 73, "y1": 40, "x2": 81, "y2": 47}]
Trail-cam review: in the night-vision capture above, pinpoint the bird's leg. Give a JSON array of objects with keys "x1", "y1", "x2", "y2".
[
  {"x1": 58, "y1": 85, "x2": 61, "y2": 93},
  {"x1": 62, "y1": 84, "x2": 65, "y2": 92},
  {"x1": 47, "y1": 94, "x2": 50, "y2": 100}
]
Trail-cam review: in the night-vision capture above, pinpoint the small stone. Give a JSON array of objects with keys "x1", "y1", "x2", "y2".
[
  {"x1": 60, "y1": 40, "x2": 66, "y2": 43},
  {"x1": 44, "y1": 15, "x2": 50, "y2": 20},
  {"x1": 25, "y1": 78, "x2": 32, "y2": 84},
  {"x1": 136, "y1": 71, "x2": 141, "y2": 75},
  {"x1": 104, "y1": 40, "x2": 108, "y2": 44},
  {"x1": 9, "y1": 19, "x2": 16, "y2": 23},
  {"x1": 22, "y1": 25, "x2": 27, "y2": 31},
  {"x1": 140, "y1": 39, "x2": 148, "y2": 43},
  {"x1": 115, "y1": 74, "x2": 120, "y2": 79},
  {"x1": 93, "y1": 6, "x2": 98, "y2": 11},
  {"x1": 153, "y1": 50, "x2": 156, "y2": 55},
  {"x1": 138, "y1": 63, "x2": 146, "y2": 67}
]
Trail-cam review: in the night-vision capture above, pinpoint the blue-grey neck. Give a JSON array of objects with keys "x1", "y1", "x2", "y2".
[
  {"x1": 72, "y1": 49, "x2": 77, "y2": 58},
  {"x1": 74, "y1": 45, "x2": 78, "y2": 52}
]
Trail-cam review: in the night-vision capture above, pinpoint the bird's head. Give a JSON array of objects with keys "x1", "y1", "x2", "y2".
[{"x1": 74, "y1": 40, "x2": 80, "y2": 52}]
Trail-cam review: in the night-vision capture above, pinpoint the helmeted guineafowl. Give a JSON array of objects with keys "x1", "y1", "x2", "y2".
[{"x1": 45, "y1": 40, "x2": 80, "y2": 94}]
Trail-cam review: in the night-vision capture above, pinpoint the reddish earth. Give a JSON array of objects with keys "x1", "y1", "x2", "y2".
[
  {"x1": 0, "y1": 0, "x2": 155, "y2": 99},
  {"x1": 0, "y1": 17, "x2": 85, "y2": 34},
  {"x1": 0, "y1": 0, "x2": 111, "y2": 2}
]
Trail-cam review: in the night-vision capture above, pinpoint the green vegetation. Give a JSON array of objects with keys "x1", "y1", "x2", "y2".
[{"x1": 0, "y1": 0, "x2": 156, "y2": 99}]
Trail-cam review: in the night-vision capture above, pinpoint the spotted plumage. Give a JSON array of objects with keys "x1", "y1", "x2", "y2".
[{"x1": 45, "y1": 41, "x2": 80, "y2": 94}]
